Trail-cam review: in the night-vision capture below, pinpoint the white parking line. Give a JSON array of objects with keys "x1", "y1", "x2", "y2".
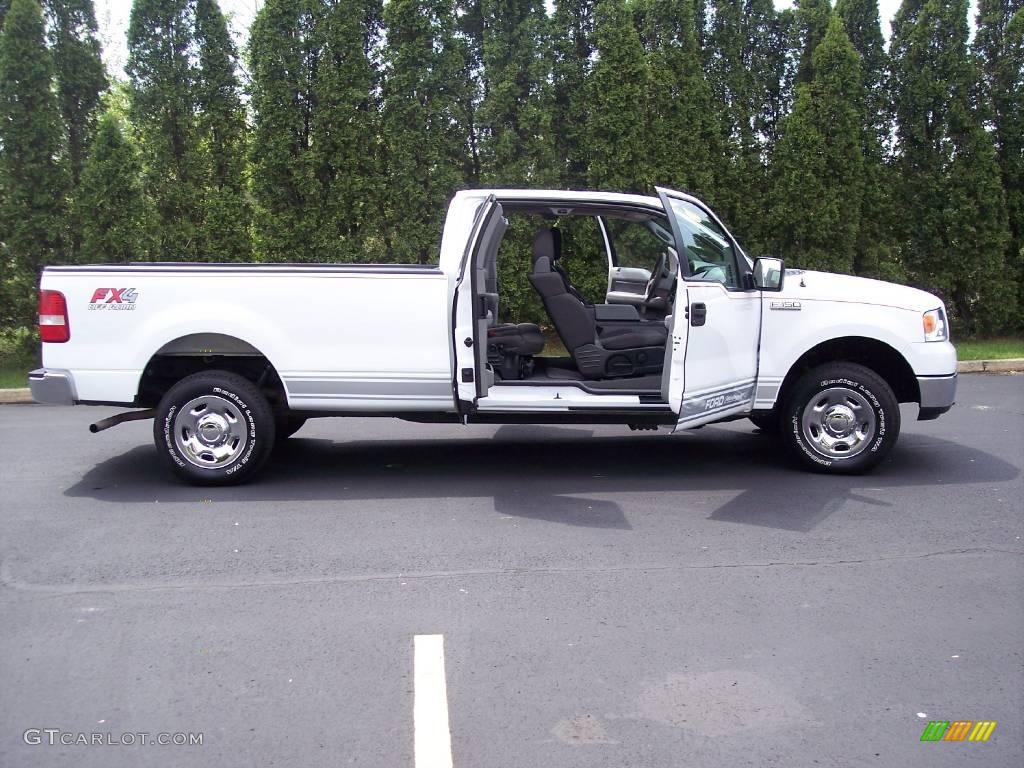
[{"x1": 414, "y1": 634, "x2": 454, "y2": 768}]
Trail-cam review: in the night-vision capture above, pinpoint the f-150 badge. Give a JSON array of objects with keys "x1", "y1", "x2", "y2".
[
  {"x1": 88, "y1": 288, "x2": 139, "y2": 311},
  {"x1": 769, "y1": 300, "x2": 801, "y2": 310}
]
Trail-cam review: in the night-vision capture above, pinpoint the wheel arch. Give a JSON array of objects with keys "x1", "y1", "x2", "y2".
[
  {"x1": 775, "y1": 336, "x2": 920, "y2": 411},
  {"x1": 136, "y1": 332, "x2": 286, "y2": 409}
]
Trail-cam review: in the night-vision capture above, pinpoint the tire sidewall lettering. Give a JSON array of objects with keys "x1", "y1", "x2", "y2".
[
  {"x1": 164, "y1": 384, "x2": 259, "y2": 476},
  {"x1": 796, "y1": 376, "x2": 888, "y2": 464}
]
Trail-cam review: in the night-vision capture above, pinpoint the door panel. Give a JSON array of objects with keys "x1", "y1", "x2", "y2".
[
  {"x1": 675, "y1": 283, "x2": 759, "y2": 427},
  {"x1": 452, "y1": 196, "x2": 502, "y2": 411},
  {"x1": 608, "y1": 266, "x2": 650, "y2": 297},
  {"x1": 655, "y1": 187, "x2": 760, "y2": 429}
]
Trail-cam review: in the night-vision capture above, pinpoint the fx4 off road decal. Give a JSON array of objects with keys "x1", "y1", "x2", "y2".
[{"x1": 88, "y1": 288, "x2": 139, "y2": 311}]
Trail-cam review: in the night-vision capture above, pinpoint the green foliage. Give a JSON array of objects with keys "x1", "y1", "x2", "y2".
[
  {"x1": 127, "y1": 0, "x2": 250, "y2": 262},
  {"x1": 0, "y1": 0, "x2": 1021, "y2": 338},
  {"x1": 702, "y1": 0, "x2": 789, "y2": 253},
  {"x1": 454, "y1": 0, "x2": 484, "y2": 185},
  {"x1": 43, "y1": 1, "x2": 107, "y2": 263},
  {"x1": 587, "y1": 0, "x2": 650, "y2": 191},
  {"x1": 637, "y1": 0, "x2": 722, "y2": 198},
  {"x1": 835, "y1": 0, "x2": 898, "y2": 279},
  {"x1": 793, "y1": 0, "x2": 833, "y2": 84},
  {"x1": 891, "y1": 0, "x2": 1015, "y2": 334},
  {"x1": 478, "y1": 0, "x2": 555, "y2": 186},
  {"x1": 550, "y1": 0, "x2": 595, "y2": 186},
  {"x1": 975, "y1": 0, "x2": 1024, "y2": 327},
  {"x1": 194, "y1": 0, "x2": 251, "y2": 262},
  {"x1": 771, "y1": 15, "x2": 864, "y2": 273},
  {"x1": 379, "y1": 0, "x2": 469, "y2": 263},
  {"x1": 0, "y1": 0, "x2": 69, "y2": 329},
  {"x1": 249, "y1": 0, "x2": 383, "y2": 263},
  {"x1": 77, "y1": 109, "x2": 148, "y2": 261}
]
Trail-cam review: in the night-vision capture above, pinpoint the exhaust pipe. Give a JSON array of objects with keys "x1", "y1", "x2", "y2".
[{"x1": 89, "y1": 408, "x2": 156, "y2": 433}]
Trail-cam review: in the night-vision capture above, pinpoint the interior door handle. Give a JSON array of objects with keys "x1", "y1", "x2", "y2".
[{"x1": 690, "y1": 302, "x2": 707, "y2": 327}]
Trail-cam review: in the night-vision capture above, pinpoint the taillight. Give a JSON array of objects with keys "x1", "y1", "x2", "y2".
[{"x1": 39, "y1": 290, "x2": 70, "y2": 343}]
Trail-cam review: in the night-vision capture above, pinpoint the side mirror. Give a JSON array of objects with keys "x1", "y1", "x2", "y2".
[{"x1": 753, "y1": 257, "x2": 785, "y2": 292}]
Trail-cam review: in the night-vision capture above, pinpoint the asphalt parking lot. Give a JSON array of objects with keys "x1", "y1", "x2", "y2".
[{"x1": 1, "y1": 372, "x2": 1021, "y2": 767}]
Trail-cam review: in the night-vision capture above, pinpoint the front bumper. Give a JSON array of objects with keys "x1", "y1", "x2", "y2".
[
  {"x1": 28, "y1": 368, "x2": 77, "y2": 405},
  {"x1": 917, "y1": 373, "x2": 956, "y2": 421}
]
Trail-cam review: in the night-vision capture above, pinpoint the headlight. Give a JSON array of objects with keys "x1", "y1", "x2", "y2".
[{"x1": 922, "y1": 308, "x2": 948, "y2": 342}]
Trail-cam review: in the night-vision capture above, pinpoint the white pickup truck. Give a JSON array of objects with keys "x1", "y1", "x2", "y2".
[{"x1": 30, "y1": 187, "x2": 957, "y2": 485}]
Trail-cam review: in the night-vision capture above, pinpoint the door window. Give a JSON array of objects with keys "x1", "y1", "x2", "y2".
[{"x1": 664, "y1": 198, "x2": 742, "y2": 289}]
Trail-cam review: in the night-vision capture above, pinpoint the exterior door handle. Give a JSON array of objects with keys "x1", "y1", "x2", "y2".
[{"x1": 690, "y1": 302, "x2": 707, "y2": 327}]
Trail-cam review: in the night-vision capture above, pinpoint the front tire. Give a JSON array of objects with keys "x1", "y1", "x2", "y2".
[
  {"x1": 781, "y1": 363, "x2": 900, "y2": 474},
  {"x1": 154, "y1": 370, "x2": 276, "y2": 486}
]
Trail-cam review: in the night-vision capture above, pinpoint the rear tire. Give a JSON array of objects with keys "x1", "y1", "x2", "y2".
[
  {"x1": 781, "y1": 362, "x2": 900, "y2": 474},
  {"x1": 154, "y1": 370, "x2": 276, "y2": 486}
]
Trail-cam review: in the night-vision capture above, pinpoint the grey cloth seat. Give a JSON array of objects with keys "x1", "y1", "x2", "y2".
[
  {"x1": 487, "y1": 323, "x2": 544, "y2": 355},
  {"x1": 528, "y1": 228, "x2": 667, "y2": 379},
  {"x1": 598, "y1": 324, "x2": 668, "y2": 349}
]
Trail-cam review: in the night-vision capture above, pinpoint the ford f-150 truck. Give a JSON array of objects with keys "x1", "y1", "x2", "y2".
[{"x1": 29, "y1": 187, "x2": 957, "y2": 485}]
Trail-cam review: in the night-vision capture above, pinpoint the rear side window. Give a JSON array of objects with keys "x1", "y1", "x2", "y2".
[{"x1": 604, "y1": 216, "x2": 672, "y2": 274}]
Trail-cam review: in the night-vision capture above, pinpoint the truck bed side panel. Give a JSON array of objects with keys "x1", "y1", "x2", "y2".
[{"x1": 40, "y1": 265, "x2": 454, "y2": 411}]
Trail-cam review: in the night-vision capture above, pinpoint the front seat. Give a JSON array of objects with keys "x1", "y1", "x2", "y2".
[{"x1": 528, "y1": 228, "x2": 667, "y2": 379}]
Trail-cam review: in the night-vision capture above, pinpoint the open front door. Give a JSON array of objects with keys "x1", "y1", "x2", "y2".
[
  {"x1": 452, "y1": 195, "x2": 503, "y2": 415},
  {"x1": 656, "y1": 187, "x2": 761, "y2": 430}
]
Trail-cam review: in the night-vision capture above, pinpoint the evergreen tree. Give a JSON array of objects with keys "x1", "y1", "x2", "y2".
[
  {"x1": 127, "y1": 0, "x2": 249, "y2": 262},
  {"x1": 638, "y1": 0, "x2": 722, "y2": 199},
  {"x1": 550, "y1": 0, "x2": 595, "y2": 187},
  {"x1": 891, "y1": 0, "x2": 1014, "y2": 333},
  {"x1": 704, "y1": 0, "x2": 787, "y2": 252},
  {"x1": 835, "y1": 0, "x2": 898, "y2": 279},
  {"x1": 454, "y1": 0, "x2": 484, "y2": 185},
  {"x1": 380, "y1": 0, "x2": 468, "y2": 263},
  {"x1": 770, "y1": 14, "x2": 864, "y2": 274},
  {"x1": 249, "y1": 0, "x2": 321, "y2": 262},
  {"x1": 793, "y1": 0, "x2": 833, "y2": 85},
  {"x1": 478, "y1": 0, "x2": 554, "y2": 186},
  {"x1": 975, "y1": 0, "x2": 1024, "y2": 325},
  {"x1": 194, "y1": 0, "x2": 250, "y2": 262},
  {"x1": 77, "y1": 109, "x2": 148, "y2": 261},
  {"x1": 0, "y1": 0, "x2": 69, "y2": 329},
  {"x1": 43, "y1": 2, "x2": 106, "y2": 193},
  {"x1": 587, "y1": 0, "x2": 650, "y2": 191},
  {"x1": 43, "y1": 1, "x2": 106, "y2": 263},
  {"x1": 250, "y1": 0, "x2": 382, "y2": 263}
]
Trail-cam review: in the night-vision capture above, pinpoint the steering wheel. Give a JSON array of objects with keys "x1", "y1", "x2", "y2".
[{"x1": 643, "y1": 251, "x2": 668, "y2": 304}]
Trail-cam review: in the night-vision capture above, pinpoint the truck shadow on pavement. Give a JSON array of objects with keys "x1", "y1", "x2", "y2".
[{"x1": 63, "y1": 422, "x2": 1020, "y2": 533}]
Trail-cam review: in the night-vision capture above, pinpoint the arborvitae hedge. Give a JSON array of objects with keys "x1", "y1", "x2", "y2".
[{"x1": 0, "y1": 0, "x2": 1021, "y2": 335}]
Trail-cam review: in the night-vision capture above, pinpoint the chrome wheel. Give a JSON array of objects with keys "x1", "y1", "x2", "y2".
[
  {"x1": 173, "y1": 395, "x2": 248, "y2": 469},
  {"x1": 800, "y1": 386, "x2": 875, "y2": 459}
]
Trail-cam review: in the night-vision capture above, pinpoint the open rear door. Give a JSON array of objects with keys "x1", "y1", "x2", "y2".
[
  {"x1": 452, "y1": 195, "x2": 503, "y2": 416},
  {"x1": 656, "y1": 187, "x2": 761, "y2": 430}
]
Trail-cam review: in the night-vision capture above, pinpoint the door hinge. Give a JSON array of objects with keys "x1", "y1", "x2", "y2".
[{"x1": 461, "y1": 368, "x2": 474, "y2": 383}]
